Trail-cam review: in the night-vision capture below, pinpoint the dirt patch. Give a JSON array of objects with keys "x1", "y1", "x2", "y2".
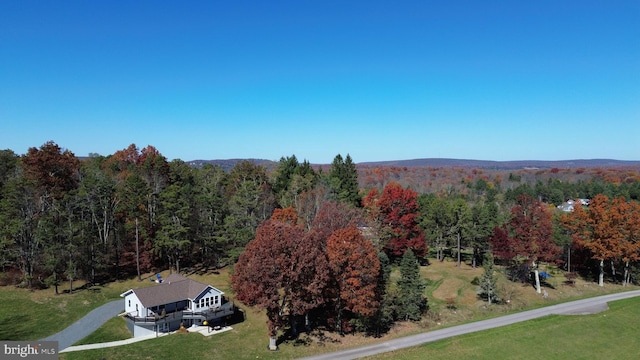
[
  {"x1": 458, "y1": 288, "x2": 479, "y2": 306},
  {"x1": 556, "y1": 303, "x2": 610, "y2": 315},
  {"x1": 432, "y1": 278, "x2": 465, "y2": 301}
]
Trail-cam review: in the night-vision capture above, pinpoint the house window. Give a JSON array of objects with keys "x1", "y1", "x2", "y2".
[
  {"x1": 128, "y1": 300, "x2": 131, "y2": 307},
  {"x1": 214, "y1": 295, "x2": 219, "y2": 305}
]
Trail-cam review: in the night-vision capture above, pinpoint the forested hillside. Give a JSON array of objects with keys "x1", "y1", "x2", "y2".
[{"x1": 1, "y1": 141, "x2": 639, "y2": 340}]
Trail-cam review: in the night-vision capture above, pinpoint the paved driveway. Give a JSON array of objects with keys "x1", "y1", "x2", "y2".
[{"x1": 40, "y1": 299, "x2": 124, "y2": 351}]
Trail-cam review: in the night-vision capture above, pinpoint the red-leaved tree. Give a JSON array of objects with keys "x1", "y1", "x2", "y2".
[
  {"x1": 232, "y1": 216, "x2": 329, "y2": 349},
  {"x1": 490, "y1": 195, "x2": 560, "y2": 293},
  {"x1": 365, "y1": 182, "x2": 426, "y2": 258}
]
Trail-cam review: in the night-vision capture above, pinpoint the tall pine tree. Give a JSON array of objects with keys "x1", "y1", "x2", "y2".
[
  {"x1": 328, "y1": 154, "x2": 361, "y2": 207},
  {"x1": 396, "y1": 249, "x2": 426, "y2": 321}
]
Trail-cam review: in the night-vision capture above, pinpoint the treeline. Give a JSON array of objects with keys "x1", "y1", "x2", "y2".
[
  {"x1": 0, "y1": 142, "x2": 360, "y2": 291},
  {"x1": 360, "y1": 164, "x2": 640, "y2": 200},
  {"x1": 1, "y1": 141, "x2": 639, "y2": 340}
]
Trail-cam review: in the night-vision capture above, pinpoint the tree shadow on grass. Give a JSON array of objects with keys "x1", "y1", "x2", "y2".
[
  {"x1": 277, "y1": 325, "x2": 342, "y2": 348},
  {"x1": 0, "y1": 314, "x2": 34, "y2": 341}
]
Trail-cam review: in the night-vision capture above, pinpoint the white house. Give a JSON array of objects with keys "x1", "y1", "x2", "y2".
[
  {"x1": 557, "y1": 198, "x2": 590, "y2": 212},
  {"x1": 120, "y1": 273, "x2": 235, "y2": 337}
]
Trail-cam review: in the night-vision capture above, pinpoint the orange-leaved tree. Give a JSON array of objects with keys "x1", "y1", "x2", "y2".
[
  {"x1": 19, "y1": 141, "x2": 80, "y2": 289},
  {"x1": 270, "y1": 206, "x2": 298, "y2": 225},
  {"x1": 620, "y1": 200, "x2": 640, "y2": 285},
  {"x1": 563, "y1": 194, "x2": 638, "y2": 286},
  {"x1": 326, "y1": 226, "x2": 380, "y2": 334}
]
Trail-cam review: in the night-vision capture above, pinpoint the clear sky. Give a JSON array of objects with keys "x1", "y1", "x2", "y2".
[{"x1": 1, "y1": 1, "x2": 639, "y2": 164}]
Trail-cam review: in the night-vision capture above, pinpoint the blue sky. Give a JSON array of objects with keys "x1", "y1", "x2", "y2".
[{"x1": 1, "y1": 1, "x2": 638, "y2": 163}]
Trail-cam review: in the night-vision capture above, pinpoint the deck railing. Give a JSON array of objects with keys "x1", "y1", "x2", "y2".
[{"x1": 125, "y1": 301, "x2": 235, "y2": 324}]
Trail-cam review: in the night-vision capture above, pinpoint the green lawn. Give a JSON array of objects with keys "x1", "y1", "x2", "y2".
[
  {"x1": 0, "y1": 282, "x2": 123, "y2": 341},
  {"x1": 366, "y1": 296, "x2": 640, "y2": 360},
  {"x1": 74, "y1": 316, "x2": 132, "y2": 345},
  {"x1": 59, "y1": 308, "x2": 327, "y2": 360},
  {"x1": 58, "y1": 296, "x2": 640, "y2": 360},
  {"x1": 2, "y1": 264, "x2": 638, "y2": 360}
]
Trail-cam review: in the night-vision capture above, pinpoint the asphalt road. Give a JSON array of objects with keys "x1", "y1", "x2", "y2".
[
  {"x1": 299, "y1": 290, "x2": 640, "y2": 360},
  {"x1": 39, "y1": 299, "x2": 124, "y2": 351}
]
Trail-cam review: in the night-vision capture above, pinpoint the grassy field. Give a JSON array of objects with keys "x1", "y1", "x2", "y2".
[
  {"x1": 74, "y1": 316, "x2": 132, "y2": 345},
  {"x1": 1, "y1": 260, "x2": 638, "y2": 360},
  {"x1": 366, "y1": 296, "x2": 640, "y2": 360},
  {"x1": 0, "y1": 279, "x2": 124, "y2": 341}
]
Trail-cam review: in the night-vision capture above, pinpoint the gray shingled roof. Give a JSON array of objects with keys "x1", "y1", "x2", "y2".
[{"x1": 132, "y1": 274, "x2": 221, "y2": 308}]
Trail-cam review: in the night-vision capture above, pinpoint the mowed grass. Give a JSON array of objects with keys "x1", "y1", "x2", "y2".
[
  {"x1": 2, "y1": 260, "x2": 639, "y2": 360},
  {"x1": 366, "y1": 296, "x2": 640, "y2": 360},
  {"x1": 74, "y1": 316, "x2": 131, "y2": 345},
  {"x1": 0, "y1": 270, "x2": 219, "y2": 342},
  {"x1": 0, "y1": 280, "x2": 124, "y2": 341}
]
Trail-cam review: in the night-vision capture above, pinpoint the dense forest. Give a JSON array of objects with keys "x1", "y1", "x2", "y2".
[{"x1": 1, "y1": 141, "x2": 639, "y2": 341}]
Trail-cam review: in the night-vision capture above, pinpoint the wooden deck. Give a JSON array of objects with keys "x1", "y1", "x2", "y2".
[{"x1": 125, "y1": 301, "x2": 235, "y2": 324}]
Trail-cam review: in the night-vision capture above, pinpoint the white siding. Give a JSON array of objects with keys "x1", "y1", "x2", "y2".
[
  {"x1": 194, "y1": 287, "x2": 223, "y2": 310},
  {"x1": 123, "y1": 292, "x2": 146, "y2": 317}
]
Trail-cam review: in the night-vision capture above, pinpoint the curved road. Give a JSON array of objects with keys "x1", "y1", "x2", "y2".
[
  {"x1": 39, "y1": 299, "x2": 123, "y2": 351},
  {"x1": 299, "y1": 290, "x2": 640, "y2": 360}
]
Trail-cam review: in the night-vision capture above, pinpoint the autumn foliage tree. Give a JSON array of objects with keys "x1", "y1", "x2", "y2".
[
  {"x1": 18, "y1": 141, "x2": 80, "y2": 288},
  {"x1": 326, "y1": 226, "x2": 380, "y2": 333},
  {"x1": 232, "y1": 219, "x2": 302, "y2": 349},
  {"x1": 270, "y1": 206, "x2": 298, "y2": 226},
  {"x1": 22, "y1": 141, "x2": 80, "y2": 200},
  {"x1": 310, "y1": 201, "x2": 365, "y2": 242},
  {"x1": 621, "y1": 201, "x2": 640, "y2": 285},
  {"x1": 365, "y1": 182, "x2": 426, "y2": 259},
  {"x1": 232, "y1": 215, "x2": 330, "y2": 349},
  {"x1": 562, "y1": 195, "x2": 640, "y2": 286},
  {"x1": 490, "y1": 195, "x2": 560, "y2": 293}
]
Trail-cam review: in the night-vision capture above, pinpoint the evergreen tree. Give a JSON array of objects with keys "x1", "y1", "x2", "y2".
[
  {"x1": 478, "y1": 252, "x2": 500, "y2": 304},
  {"x1": 272, "y1": 155, "x2": 318, "y2": 209},
  {"x1": 395, "y1": 249, "x2": 426, "y2": 321},
  {"x1": 328, "y1": 154, "x2": 361, "y2": 207},
  {"x1": 272, "y1": 155, "x2": 299, "y2": 207},
  {"x1": 223, "y1": 161, "x2": 276, "y2": 263},
  {"x1": 194, "y1": 164, "x2": 228, "y2": 268},
  {"x1": 156, "y1": 160, "x2": 196, "y2": 274},
  {"x1": 449, "y1": 198, "x2": 472, "y2": 268},
  {"x1": 469, "y1": 200, "x2": 499, "y2": 268},
  {"x1": 370, "y1": 251, "x2": 395, "y2": 336}
]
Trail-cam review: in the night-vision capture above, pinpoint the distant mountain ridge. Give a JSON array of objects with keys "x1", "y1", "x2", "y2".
[
  {"x1": 357, "y1": 158, "x2": 640, "y2": 170},
  {"x1": 188, "y1": 158, "x2": 640, "y2": 171}
]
